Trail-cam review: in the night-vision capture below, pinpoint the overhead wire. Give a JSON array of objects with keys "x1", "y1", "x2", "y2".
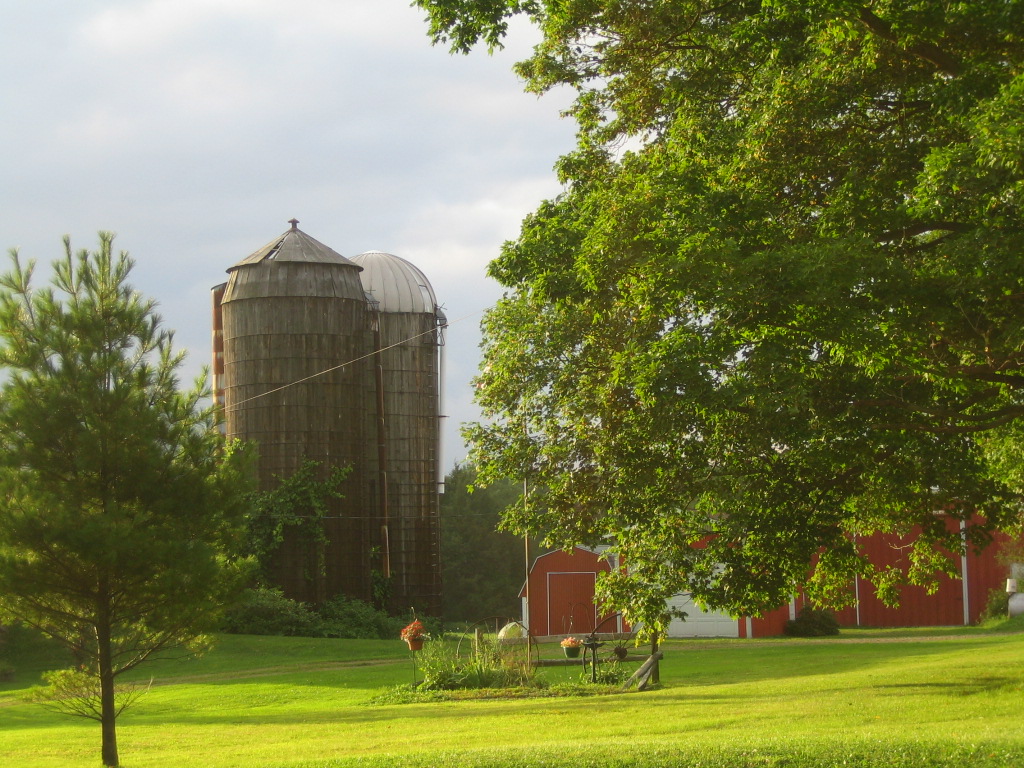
[{"x1": 222, "y1": 307, "x2": 483, "y2": 413}]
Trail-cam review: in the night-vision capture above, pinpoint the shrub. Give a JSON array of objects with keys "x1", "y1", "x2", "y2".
[
  {"x1": 978, "y1": 588, "x2": 1010, "y2": 624},
  {"x1": 221, "y1": 588, "x2": 322, "y2": 636},
  {"x1": 318, "y1": 595, "x2": 403, "y2": 639},
  {"x1": 0, "y1": 622, "x2": 70, "y2": 680},
  {"x1": 415, "y1": 637, "x2": 538, "y2": 691},
  {"x1": 783, "y1": 607, "x2": 840, "y2": 637},
  {"x1": 588, "y1": 660, "x2": 629, "y2": 685},
  {"x1": 222, "y1": 588, "x2": 415, "y2": 639},
  {"x1": 417, "y1": 641, "x2": 467, "y2": 690}
]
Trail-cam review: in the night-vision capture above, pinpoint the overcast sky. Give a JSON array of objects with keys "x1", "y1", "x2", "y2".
[{"x1": 0, "y1": 0, "x2": 576, "y2": 470}]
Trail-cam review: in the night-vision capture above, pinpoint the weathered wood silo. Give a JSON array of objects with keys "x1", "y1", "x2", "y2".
[
  {"x1": 217, "y1": 220, "x2": 372, "y2": 605},
  {"x1": 352, "y1": 250, "x2": 445, "y2": 616}
]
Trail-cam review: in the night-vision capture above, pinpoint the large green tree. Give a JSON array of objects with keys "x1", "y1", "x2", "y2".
[
  {"x1": 0, "y1": 236, "x2": 252, "y2": 766},
  {"x1": 416, "y1": 0, "x2": 1024, "y2": 635}
]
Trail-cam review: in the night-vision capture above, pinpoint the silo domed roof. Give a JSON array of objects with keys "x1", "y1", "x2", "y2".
[
  {"x1": 229, "y1": 219, "x2": 360, "y2": 271},
  {"x1": 352, "y1": 250, "x2": 438, "y2": 314}
]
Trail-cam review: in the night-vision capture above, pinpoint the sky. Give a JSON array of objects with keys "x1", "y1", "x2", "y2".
[{"x1": 0, "y1": 0, "x2": 576, "y2": 470}]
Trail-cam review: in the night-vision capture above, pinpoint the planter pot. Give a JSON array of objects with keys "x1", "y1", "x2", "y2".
[
  {"x1": 405, "y1": 638, "x2": 424, "y2": 651},
  {"x1": 563, "y1": 646, "x2": 581, "y2": 659}
]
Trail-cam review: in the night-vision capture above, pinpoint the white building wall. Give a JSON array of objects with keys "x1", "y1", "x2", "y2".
[{"x1": 666, "y1": 593, "x2": 739, "y2": 638}]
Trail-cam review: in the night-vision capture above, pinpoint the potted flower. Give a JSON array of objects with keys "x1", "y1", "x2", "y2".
[
  {"x1": 400, "y1": 619, "x2": 426, "y2": 651},
  {"x1": 560, "y1": 636, "x2": 583, "y2": 658}
]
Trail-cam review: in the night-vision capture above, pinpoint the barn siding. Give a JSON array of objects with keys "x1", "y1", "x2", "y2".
[
  {"x1": 521, "y1": 548, "x2": 622, "y2": 636},
  {"x1": 521, "y1": 525, "x2": 1009, "y2": 638}
]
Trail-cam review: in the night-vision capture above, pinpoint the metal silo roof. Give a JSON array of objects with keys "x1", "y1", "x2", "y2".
[
  {"x1": 352, "y1": 250, "x2": 438, "y2": 314},
  {"x1": 228, "y1": 219, "x2": 360, "y2": 271}
]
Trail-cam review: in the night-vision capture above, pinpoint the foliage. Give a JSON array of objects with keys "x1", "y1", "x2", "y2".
[
  {"x1": 415, "y1": 641, "x2": 466, "y2": 690},
  {"x1": 0, "y1": 622, "x2": 71, "y2": 687},
  {"x1": 586, "y1": 660, "x2": 629, "y2": 686},
  {"x1": 24, "y1": 667, "x2": 150, "y2": 722},
  {"x1": 221, "y1": 588, "x2": 323, "y2": 637},
  {"x1": 245, "y1": 459, "x2": 350, "y2": 593},
  {"x1": 416, "y1": 637, "x2": 537, "y2": 690},
  {"x1": 222, "y1": 588, "x2": 404, "y2": 639},
  {"x1": 417, "y1": 0, "x2": 1024, "y2": 634},
  {"x1": 439, "y1": 463, "x2": 526, "y2": 621},
  {"x1": 318, "y1": 594, "x2": 404, "y2": 639},
  {"x1": 783, "y1": 607, "x2": 841, "y2": 637},
  {"x1": 977, "y1": 588, "x2": 1011, "y2": 624},
  {"x1": 0, "y1": 235, "x2": 253, "y2": 766}
]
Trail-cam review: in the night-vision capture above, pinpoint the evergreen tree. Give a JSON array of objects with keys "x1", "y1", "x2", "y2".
[
  {"x1": 441, "y1": 464, "x2": 528, "y2": 621},
  {"x1": 0, "y1": 235, "x2": 252, "y2": 767}
]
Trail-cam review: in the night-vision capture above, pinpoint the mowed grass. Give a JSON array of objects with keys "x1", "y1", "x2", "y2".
[{"x1": 2, "y1": 626, "x2": 1023, "y2": 768}]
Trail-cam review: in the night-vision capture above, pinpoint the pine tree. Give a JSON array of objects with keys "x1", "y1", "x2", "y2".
[{"x1": 0, "y1": 234, "x2": 252, "y2": 767}]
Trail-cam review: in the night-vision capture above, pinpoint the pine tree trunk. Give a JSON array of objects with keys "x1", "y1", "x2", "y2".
[{"x1": 97, "y1": 592, "x2": 119, "y2": 767}]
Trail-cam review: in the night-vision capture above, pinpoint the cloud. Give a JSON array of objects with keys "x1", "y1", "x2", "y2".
[{"x1": 1, "y1": 0, "x2": 577, "y2": 468}]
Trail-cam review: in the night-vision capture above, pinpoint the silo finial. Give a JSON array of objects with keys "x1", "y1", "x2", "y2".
[{"x1": 288, "y1": 218, "x2": 299, "y2": 230}]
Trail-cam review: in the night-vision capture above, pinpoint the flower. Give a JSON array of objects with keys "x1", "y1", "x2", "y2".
[
  {"x1": 560, "y1": 636, "x2": 583, "y2": 648},
  {"x1": 400, "y1": 619, "x2": 426, "y2": 642}
]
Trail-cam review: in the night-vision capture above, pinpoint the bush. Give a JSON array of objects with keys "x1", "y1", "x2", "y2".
[
  {"x1": 588, "y1": 660, "x2": 629, "y2": 686},
  {"x1": 416, "y1": 637, "x2": 538, "y2": 691},
  {"x1": 318, "y1": 595, "x2": 404, "y2": 639},
  {"x1": 222, "y1": 588, "x2": 322, "y2": 636},
  {"x1": 783, "y1": 607, "x2": 840, "y2": 637},
  {"x1": 978, "y1": 588, "x2": 1010, "y2": 624},
  {"x1": 0, "y1": 622, "x2": 70, "y2": 681},
  {"x1": 417, "y1": 641, "x2": 467, "y2": 690},
  {"x1": 222, "y1": 588, "x2": 416, "y2": 639}
]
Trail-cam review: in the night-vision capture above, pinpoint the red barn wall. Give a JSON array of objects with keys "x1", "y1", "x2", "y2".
[
  {"x1": 521, "y1": 547, "x2": 625, "y2": 636},
  {"x1": 738, "y1": 523, "x2": 1009, "y2": 636},
  {"x1": 837, "y1": 522, "x2": 1008, "y2": 629},
  {"x1": 522, "y1": 522, "x2": 1009, "y2": 638}
]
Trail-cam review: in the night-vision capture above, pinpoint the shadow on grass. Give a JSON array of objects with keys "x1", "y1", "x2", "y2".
[{"x1": 872, "y1": 675, "x2": 1022, "y2": 696}]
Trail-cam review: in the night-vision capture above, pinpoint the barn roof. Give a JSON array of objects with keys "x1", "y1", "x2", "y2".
[
  {"x1": 228, "y1": 219, "x2": 360, "y2": 271},
  {"x1": 351, "y1": 250, "x2": 438, "y2": 314}
]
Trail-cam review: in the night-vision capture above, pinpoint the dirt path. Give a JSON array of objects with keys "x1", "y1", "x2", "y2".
[{"x1": 146, "y1": 657, "x2": 401, "y2": 686}]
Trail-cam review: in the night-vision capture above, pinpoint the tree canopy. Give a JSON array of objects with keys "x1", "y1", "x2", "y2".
[
  {"x1": 440, "y1": 463, "x2": 527, "y2": 621},
  {"x1": 0, "y1": 236, "x2": 252, "y2": 766},
  {"x1": 416, "y1": 0, "x2": 1024, "y2": 634}
]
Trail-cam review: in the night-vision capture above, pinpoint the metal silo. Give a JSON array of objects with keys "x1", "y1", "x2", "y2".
[
  {"x1": 351, "y1": 250, "x2": 445, "y2": 616},
  {"x1": 217, "y1": 220, "x2": 372, "y2": 605}
]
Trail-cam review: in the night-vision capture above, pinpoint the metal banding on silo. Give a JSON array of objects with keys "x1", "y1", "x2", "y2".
[
  {"x1": 353, "y1": 250, "x2": 444, "y2": 616},
  {"x1": 218, "y1": 221, "x2": 371, "y2": 605},
  {"x1": 212, "y1": 223, "x2": 444, "y2": 616}
]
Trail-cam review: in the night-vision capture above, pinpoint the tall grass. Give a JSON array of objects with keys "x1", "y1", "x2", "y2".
[{"x1": 1, "y1": 622, "x2": 1022, "y2": 767}]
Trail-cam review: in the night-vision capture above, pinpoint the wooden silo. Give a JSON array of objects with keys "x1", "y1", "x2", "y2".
[
  {"x1": 218, "y1": 221, "x2": 372, "y2": 605},
  {"x1": 352, "y1": 250, "x2": 444, "y2": 616}
]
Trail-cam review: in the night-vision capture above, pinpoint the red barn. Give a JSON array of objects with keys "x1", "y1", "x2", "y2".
[
  {"x1": 519, "y1": 547, "x2": 627, "y2": 636},
  {"x1": 746, "y1": 525, "x2": 1011, "y2": 636},
  {"x1": 523, "y1": 528, "x2": 1012, "y2": 638}
]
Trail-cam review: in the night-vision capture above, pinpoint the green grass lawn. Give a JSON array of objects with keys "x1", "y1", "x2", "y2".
[{"x1": 2, "y1": 623, "x2": 1023, "y2": 768}]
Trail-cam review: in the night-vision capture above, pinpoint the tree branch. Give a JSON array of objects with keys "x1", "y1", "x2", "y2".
[
  {"x1": 858, "y1": 9, "x2": 962, "y2": 77},
  {"x1": 877, "y1": 221, "x2": 969, "y2": 242}
]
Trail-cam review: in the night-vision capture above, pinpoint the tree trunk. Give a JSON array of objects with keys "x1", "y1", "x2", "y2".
[{"x1": 97, "y1": 593, "x2": 119, "y2": 767}]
